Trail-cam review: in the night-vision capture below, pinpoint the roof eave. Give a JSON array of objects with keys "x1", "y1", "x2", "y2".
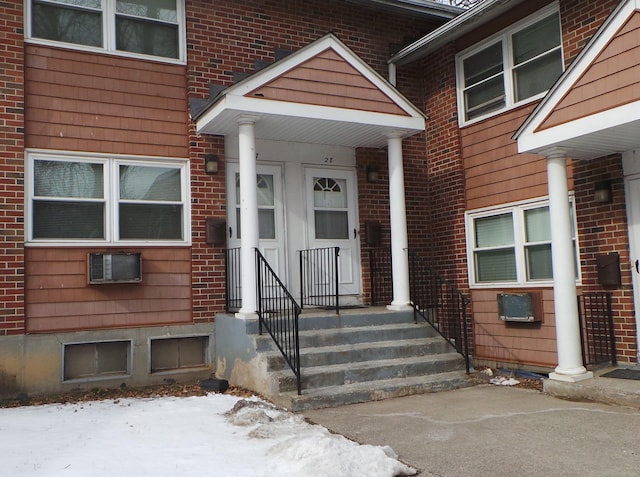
[{"x1": 389, "y1": 0, "x2": 527, "y2": 65}]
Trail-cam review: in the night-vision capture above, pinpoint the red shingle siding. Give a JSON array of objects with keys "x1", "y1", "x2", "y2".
[
  {"x1": 25, "y1": 248, "x2": 192, "y2": 333},
  {"x1": 0, "y1": 2, "x2": 25, "y2": 335},
  {"x1": 25, "y1": 46, "x2": 189, "y2": 157}
]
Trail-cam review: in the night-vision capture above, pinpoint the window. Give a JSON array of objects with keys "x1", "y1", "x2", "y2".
[
  {"x1": 457, "y1": 6, "x2": 563, "y2": 123},
  {"x1": 234, "y1": 173, "x2": 276, "y2": 240},
  {"x1": 28, "y1": 152, "x2": 189, "y2": 244},
  {"x1": 313, "y1": 177, "x2": 349, "y2": 239},
  {"x1": 28, "y1": 0, "x2": 184, "y2": 61},
  {"x1": 466, "y1": 198, "x2": 579, "y2": 286},
  {"x1": 150, "y1": 336, "x2": 209, "y2": 372}
]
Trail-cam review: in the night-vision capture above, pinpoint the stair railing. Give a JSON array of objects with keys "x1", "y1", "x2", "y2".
[
  {"x1": 224, "y1": 247, "x2": 242, "y2": 313},
  {"x1": 298, "y1": 247, "x2": 340, "y2": 314},
  {"x1": 408, "y1": 250, "x2": 471, "y2": 373},
  {"x1": 255, "y1": 248, "x2": 302, "y2": 395}
]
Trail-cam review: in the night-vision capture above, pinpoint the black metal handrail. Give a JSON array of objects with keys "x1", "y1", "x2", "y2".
[
  {"x1": 408, "y1": 250, "x2": 471, "y2": 373},
  {"x1": 578, "y1": 292, "x2": 616, "y2": 367},
  {"x1": 298, "y1": 247, "x2": 340, "y2": 314},
  {"x1": 256, "y1": 249, "x2": 302, "y2": 395},
  {"x1": 225, "y1": 247, "x2": 242, "y2": 313}
]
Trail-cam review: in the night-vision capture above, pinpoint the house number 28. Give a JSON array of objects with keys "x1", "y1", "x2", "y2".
[{"x1": 324, "y1": 157, "x2": 334, "y2": 163}]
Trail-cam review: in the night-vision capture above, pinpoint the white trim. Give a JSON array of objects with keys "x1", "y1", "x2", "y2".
[
  {"x1": 25, "y1": 0, "x2": 187, "y2": 65},
  {"x1": 456, "y1": 3, "x2": 562, "y2": 126},
  {"x1": 25, "y1": 149, "x2": 191, "y2": 247},
  {"x1": 516, "y1": 0, "x2": 640, "y2": 148},
  {"x1": 465, "y1": 195, "x2": 580, "y2": 288}
]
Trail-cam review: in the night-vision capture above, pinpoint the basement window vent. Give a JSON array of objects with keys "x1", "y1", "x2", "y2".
[
  {"x1": 63, "y1": 341, "x2": 131, "y2": 381},
  {"x1": 88, "y1": 252, "x2": 142, "y2": 284},
  {"x1": 151, "y1": 337, "x2": 209, "y2": 373}
]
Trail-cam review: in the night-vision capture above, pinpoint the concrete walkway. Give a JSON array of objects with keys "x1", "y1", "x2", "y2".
[{"x1": 304, "y1": 384, "x2": 640, "y2": 476}]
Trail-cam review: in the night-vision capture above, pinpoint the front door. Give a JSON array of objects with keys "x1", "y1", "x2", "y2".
[
  {"x1": 626, "y1": 174, "x2": 640, "y2": 362},
  {"x1": 304, "y1": 167, "x2": 361, "y2": 298},
  {"x1": 227, "y1": 163, "x2": 286, "y2": 280}
]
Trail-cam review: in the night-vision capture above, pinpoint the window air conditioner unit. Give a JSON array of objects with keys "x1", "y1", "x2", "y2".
[
  {"x1": 88, "y1": 253, "x2": 142, "y2": 284},
  {"x1": 497, "y1": 292, "x2": 542, "y2": 322}
]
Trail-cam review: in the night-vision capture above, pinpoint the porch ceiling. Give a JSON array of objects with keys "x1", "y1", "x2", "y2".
[
  {"x1": 195, "y1": 95, "x2": 426, "y2": 148},
  {"x1": 540, "y1": 118, "x2": 640, "y2": 161}
]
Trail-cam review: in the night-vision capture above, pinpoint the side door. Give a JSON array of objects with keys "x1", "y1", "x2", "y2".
[
  {"x1": 227, "y1": 163, "x2": 286, "y2": 280},
  {"x1": 304, "y1": 167, "x2": 361, "y2": 297}
]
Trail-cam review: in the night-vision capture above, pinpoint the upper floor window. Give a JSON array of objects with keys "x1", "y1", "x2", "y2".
[
  {"x1": 456, "y1": 6, "x2": 563, "y2": 124},
  {"x1": 28, "y1": 0, "x2": 184, "y2": 62},
  {"x1": 466, "y1": 197, "x2": 579, "y2": 287},
  {"x1": 27, "y1": 152, "x2": 190, "y2": 245}
]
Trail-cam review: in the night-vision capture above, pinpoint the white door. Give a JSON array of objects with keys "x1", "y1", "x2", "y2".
[
  {"x1": 304, "y1": 168, "x2": 361, "y2": 297},
  {"x1": 227, "y1": 163, "x2": 286, "y2": 280}
]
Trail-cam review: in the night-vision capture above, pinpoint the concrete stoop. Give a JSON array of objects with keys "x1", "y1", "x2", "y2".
[
  {"x1": 543, "y1": 367, "x2": 640, "y2": 409},
  {"x1": 215, "y1": 307, "x2": 473, "y2": 411}
]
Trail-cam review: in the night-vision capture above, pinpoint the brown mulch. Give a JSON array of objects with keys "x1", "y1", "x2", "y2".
[{"x1": 0, "y1": 381, "x2": 256, "y2": 409}]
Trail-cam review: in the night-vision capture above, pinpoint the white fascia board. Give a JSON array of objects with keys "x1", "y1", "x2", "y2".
[
  {"x1": 225, "y1": 95, "x2": 426, "y2": 131},
  {"x1": 517, "y1": 100, "x2": 640, "y2": 154},
  {"x1": 515, "y1": 0, "x2": 638, "y2": 143}
]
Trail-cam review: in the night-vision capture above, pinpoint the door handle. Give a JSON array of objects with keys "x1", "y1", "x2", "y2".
[
  {"x1": 636, "y1": 259, "x2": 639, "y2": 273},
  {"x1": 354, "y1": 228, "x2": 358, "y2": 239},
  {"x1": 229, "y1": 226, "x2": 232, "y2": 238}
]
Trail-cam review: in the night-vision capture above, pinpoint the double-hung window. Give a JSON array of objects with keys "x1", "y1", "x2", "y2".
[
  {"x1": 28, "y1": 152, "x2": 190, "y2": 244},
  {"x1": 28, "y1": 0, "x2": 185, "y2": 61},
  {"x1": 457, "y1": 5, "x2": 563, "y2": 123},
  {"x1": 466, "y1": 198, "x2": 579, "y2": 287}
]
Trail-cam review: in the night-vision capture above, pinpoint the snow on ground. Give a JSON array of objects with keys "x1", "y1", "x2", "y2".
[{"x1": 0, "y1": 393, "x2": 415, "y2": 477}]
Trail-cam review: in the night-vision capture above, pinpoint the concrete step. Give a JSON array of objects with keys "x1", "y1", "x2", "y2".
[
  {"x1": 265, "y1": 337, "x2": 454, "y2": 371},
  {"x1": 274, "y1": 370, "x2": 473, "y2": 411},
  {"x1": 273, "y1": 352, "x2": 465, "y2": 392}
]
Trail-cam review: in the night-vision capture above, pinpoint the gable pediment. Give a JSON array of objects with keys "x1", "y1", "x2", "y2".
[{"x1": 516, "y1": 0, "x2": 640, "y2": 160}]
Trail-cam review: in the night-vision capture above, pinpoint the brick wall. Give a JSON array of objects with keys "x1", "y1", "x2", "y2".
[
  {"x1": 0, "y1": 3, "x2": 25, "y2": 335},
  {"x1": 186, "y1": 0, "x2": 434, "y2": 317},
  {"x1": 418, "y1": 43, "x2": 467, "y2": 286},
  {"x1": 573, "y1": 155, "x2": 636, "y2": 363},
  {"x1": 560, "y1": 0, "x2": 619, "y2": 66}
]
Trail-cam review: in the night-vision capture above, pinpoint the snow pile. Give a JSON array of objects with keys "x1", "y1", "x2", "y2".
[{"x1": 0, "y1": 393, "x2": 415, "y2": 477}]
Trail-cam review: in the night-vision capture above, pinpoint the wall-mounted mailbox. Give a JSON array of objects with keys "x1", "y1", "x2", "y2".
[
  {"x1": 206, "y1": 217, "x2": 226, "y2": 246},
  {"x1": 498, "y1": 292, "x2": 542, "y2": 322},
  {"x1": 365, "y1": 220, "x2": 382, "y2": 246},
  {"x1": 596, "y1": 252, "x2": 621, "y2": 287}
]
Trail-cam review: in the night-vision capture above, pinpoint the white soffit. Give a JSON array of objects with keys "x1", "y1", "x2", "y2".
[
  {"x1": 515, "y1": 0, "x2": 640, "y2": 160},
  {"x1": 195, "y1": 34, "x2": 426, "y2": 148}
]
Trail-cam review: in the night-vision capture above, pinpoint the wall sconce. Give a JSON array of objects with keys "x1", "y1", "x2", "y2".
[
  {"x1": 366, "y1": 166, "x2": 379, "y2": 183},
  {"x1": 594, "y1": 180, "x2": 612, "y2": 204},
  {"x1": 204, "y1": 154, "x2": 219, "y2": 174}
]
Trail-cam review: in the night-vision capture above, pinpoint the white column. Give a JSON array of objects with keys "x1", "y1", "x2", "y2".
[
  {"x1": 237, "y1": 116, "x2": 260, "y2": 318},
  {"x1": 386, "y1": 132, "x2": 411, "y2": 310},
  {"x1": 546, "y1": 152, "x2": 593, "y2": 382}
]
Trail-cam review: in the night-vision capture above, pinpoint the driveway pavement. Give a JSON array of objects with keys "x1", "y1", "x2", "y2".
[{"x1": 304, "y1": 385, "x2": 640, "y2": 476}]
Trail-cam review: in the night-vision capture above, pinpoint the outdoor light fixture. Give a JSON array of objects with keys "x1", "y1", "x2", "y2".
[
  {"x1": 204, "y1": 154, "x2": 219, "y2": 174},
  {"x1": 594, "y1": 180, "x2": 612, "y2": 204},
  {"x1": 366, "y1": 166, "x2": 379, "y2": 183}
]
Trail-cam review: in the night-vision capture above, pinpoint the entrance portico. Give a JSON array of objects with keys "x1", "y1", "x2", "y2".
[{"x1": 194, "y1": 34, "x2": 426, "y2": 316}]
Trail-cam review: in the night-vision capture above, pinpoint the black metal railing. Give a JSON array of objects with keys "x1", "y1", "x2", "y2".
[
  {"x1": 299, "y1": 247, "x2": 340, "y2": 314},
  {"x1": 256, "y1": 249, "x2": 302, "y2": 395},
  {"x1": 578, "y1": 292, "x2": 616, "y2": 367},
  {"x1": 225, "y1": 247, "x2": 242, "y2": 313},
  {"x1": 408, "y1": 250, "x2": 471, "y2": 373},
  {"x1": 367, "y1": 247, "x2": 392, "y2": 306}
]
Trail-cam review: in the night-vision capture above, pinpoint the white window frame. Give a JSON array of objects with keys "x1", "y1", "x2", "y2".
[
  {"x1": 455, "y1": 2, "x2": 563, "y2": 126},
  {"x1": 465, "y1": 196, "x2": 580, "y2": 288},
  {"x1": 26, "y1": 150, "x2": 191, "y2": 246},
  {"x1": 24, "y1": 0, "x2": 187, "y2": 64}
]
